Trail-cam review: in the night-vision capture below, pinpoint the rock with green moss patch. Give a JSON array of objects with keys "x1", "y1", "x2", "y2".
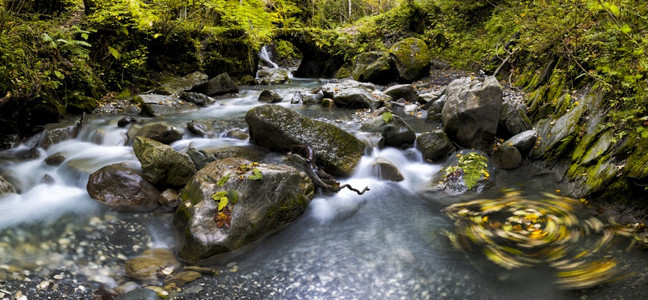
[
  {"x1": 352, "y1": 51, "x2": 396, "y2": 84},
  {"x1": 389, "y1": 38, "x2": 431, "y2": 82},
  {"x1": 191, "y1": 73, "x2": 239, "y2": 96},
  {"x1": 154, "y1": 71, "x2": 208, "y2": 96},
  {"x1": 246, "y1": 104, "x2": 365, "y2": 176},
  {"x1": 133, "y1": 137, "x2": 196, "y2": 187},
  {"x1": 421, "y1": 150, "x2": 495, "y2": 198},
  {"x1": 174, "y1": 158, "x2": 314, "y2": 262}
]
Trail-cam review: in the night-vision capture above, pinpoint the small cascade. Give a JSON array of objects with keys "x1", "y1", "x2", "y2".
[{"x1": 259, "y1": 44, "x2": 279, "y2": 68}]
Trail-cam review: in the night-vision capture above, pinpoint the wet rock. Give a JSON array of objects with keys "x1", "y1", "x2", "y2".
[
  {"x1": 302, "y1": 90, "x2": 324, "y2": 105},
  {"x1": 425, "y1": 96, "x2": 446, "y2": 122},
  {"x1": 40, "y1": 174, "x2": 55, "y2": 184},
  {"x1": 352, "y1": 51, "x2": 396, "y2": 84},
  {"x1": 321, "y1": 98, "x2": 335, "y2": 109},
  {"x1": 530, "y1": 100, "x2": 587, "y2": 159},
  {"x1": 225, "y1": 130, "x2": 249, "y2": 140},
  {"x1": 256, "y1": 68, "x2": 290, "y2": 85},
  {"x1": 441, "y1": 76, "x2": 503, "y2": 151},
  {"x1": 371, "y1": 157, "x2": 404, "y2": 182},
  {"x1": 44, "y1": 152, "x2": 66, "y2": 166},
  {"x1": 159, "y1": 189, "x2": 179, "y2": 210},
  {"x1": 163, "y1": 271, "x2": 201, "y2": 287},
  {"x1": 87, "y1": 164, "x2": 160, "y2": 212},
  {"x1": 116, "y1": 288, "x2": 161, "y2": 300},
  {"x1": 505, "y1": 130, "x2": 537, "y2": 153},
  {"x1": 39, "y1": 121, "x2": 79, "y2": 149},
  {"x1": 154, "y1": 71, "x2": 208, "y2": 96},
  {"x1": 492, "y1": 144, "x2": 522, "y2": 169},
  {"x1": 140, "y1": 94, "x2": 198, "y2": 117},
  {"x1": 132, "y1": 122, "x2": 183, "y2": 145},
  {"x1": 418, "y1": 90, "x2": 445, "y2": 105},
  {"x1": 202, "y1": 145, "x2": 268, "y2": 162},
  {"x1": 124, "y1": 248, "x2": 181, "y2": 281},
  {"x1": 258, "y1": 89, "x2": 283, "y2": 103},
  {"x1": 423, "y1": 150, "x2": 495, "y2": 195},
  {"x1": 191, "y1": 73, "x2": 239, "y2": 96},
  {"x1": 498, "y1": 97, "x2": 532, "y2": 139},
  {"x1": 321, "y1": 80, "x2": 391, "y2": 109},
  {"x1": 187, "y1": 120, "x2": 210, "y2": 137},
  {"x1": 384, "y1": 84, "x2": 418, "y2": 103},
  {"x1": 175, "y1": 158, "x2": 314, "y2": 261},
  {"x1": 0, "y1": 174, "x2": 15, "y2": 194},
  {"x1": 389, "y1": 38, "x2": 431, "y2": 82},
  {"x1": 180, "y1": 92, "x2": 215, "y2": 107},
  {"x1": 290, "y1": 91, "x2": 304, "y2": 104},
  {"x1": 117, "y1": 116, "x2": 139, "y2": 128},
  {"x1": 133, "y1": 137, "x2": 196, "y2": 187},
  {"x1": 246, "y1": 104, "x2": 365, "y2": 176},
  {"x1": 580, "y1": 130, "x2": 614, "y2": 165},
  {"x1": 360, "y1": 113, "x2": 415, "y2": 148},
  {"x1": 114, "y1": 282, "x2": 140, "y2": 295},
  {"x1": 416, "y1": 130, "x2": 456, "y2": 162},
  {"x1": 187, "y1": 148, "x2": 216, "y2": 170}
]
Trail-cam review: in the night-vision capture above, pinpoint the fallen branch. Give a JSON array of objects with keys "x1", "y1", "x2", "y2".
[{"x1": 290, "y1": 145, "x2": 369, "y2": 195}]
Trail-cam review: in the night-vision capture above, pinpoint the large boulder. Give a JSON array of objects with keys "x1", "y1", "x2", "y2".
[
  {"x1": 416, "y1": 130, "x2": 456, "y2": 162},
  {"x1": 180, "y1": 92, "x2": 216, "y2": 107},
  {"x1": 383, "y1": 84, "x2": 418, "y2": 103},
  {"x1": 360, "y1": 113, "x2": 415, "y2": 148},
  {"x1": 256, "y1": 68, "x2": 290, "y2": 85},
  {"x1": 498, "y1": 97, "x2": 532, "y2": 139},
  {"x1": 441, "y1": 76, "x2": 503, "y2": 151},
  {"x1": 86, "y1": 164, "x2": 160, "y2": 211},
  {"x1": 133, "y1": 137, "x2": 196, "y2": 187},
  {"x1": 140, "y1": 94, "x2": 198, "y2": 117},
  {"x1": 129, "y1": 122, "x2": 183, "y2": 145},
  {"x1": 246, "y1": 105, "x2": 365, "y2": 176},
  {"x1": 191, "y1": 73, "x2": 239, "y2": 96},
  {"x1": 175, "y1": 158, "x2": 315, "y2": 261},
  {"x1": 154, "y1": 71, "x2": 208, "y2": 95},
  {"x1": 492, "y1": 144, "x2": 522, "y2": 170},
  {"x1": 320, "y1": 80, "x2": 392, "y2": 109},
  {"x1": 258, "y1": 89, "x2": 283, "y2": 103},
  {"x1": 351, "y1": 51, "x2": 396, "y2": 84},
  {"x1": 389, "y1": 38, "x2": 432, "y2": 82}
]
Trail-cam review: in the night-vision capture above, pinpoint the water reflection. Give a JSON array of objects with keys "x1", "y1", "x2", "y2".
[{"x1": 443, "y1": 190, "x2": 636, "y2": 289}]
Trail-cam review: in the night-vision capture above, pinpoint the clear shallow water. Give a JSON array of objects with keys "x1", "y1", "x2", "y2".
[{"x1": 0, "y1": 78, "x2": 647, "y2": 299}]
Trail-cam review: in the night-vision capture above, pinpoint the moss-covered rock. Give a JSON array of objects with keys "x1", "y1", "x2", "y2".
[
  {"x1": 154, "y1": 71, "x2": 208, "y2": 96},
  {"x1": 245, "y1": 104, "x2": 365, "y2": 176},
  {"x1": 133, "y1": 137, "x2": 196, "y2": 187},
  {"x1": 174, "y1": 158, "x2": 314, "y2": 262},
  {"x1": 388, "y1": 38, "x2": 431, "y2": 82},
  {"x1": 351, "y1": 51, "x2": 396, "y2": 84}
]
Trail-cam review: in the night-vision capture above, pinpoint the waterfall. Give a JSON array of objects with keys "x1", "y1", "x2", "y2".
[{"x1": 259, "y1": 45, "x2": 279, "y2": 68}]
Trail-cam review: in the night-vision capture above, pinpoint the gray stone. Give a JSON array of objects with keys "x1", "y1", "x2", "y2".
[
  {"x1": 139, "y1": 94, "x2": 198, "y2": 117},
  {"x1": 492, "y1": 144, "x2": 522, "y2": 169},
  {"x1": 321, "y1": 81, "x2": 392, "y2": 109},
  {"x1": 290, "y1": 91, "x2": 304, "y2": 104},
  {"x1": 133, "y1": 137, "x2": 196, "y2": 186},
  {"x1": 86, "y1": 164, "x2": 160, "y2": 212},
  {"x1": 531, "y1": 101, "x2": 587, "y2": 159},
  {"x1": 117, "y1": 116, "x2": 138, "y2": 127},
  {"x1": 371, "y1": 157, "x2": 404, "y2": 182},
  {"x1": 246, "y1": 104, "x2": 365, "y2": 176},
  {"x1": 256, "y1": 68, "x2": 290, "y2": 85},
  {"x1": 159, "y1": 189, "x2": 179, "y2": 209},
  {"x1": 39, "y1": 121, "x2": 79, "y2": 149},
  {"x1": 114, "y1": 288, "x2": 161, "y2": 300},
  {"x1": 192, "y1": 73, "x2": 239, "y2": 96},
  {"x1": 225, "y1": 130, "x2": 249, "y2": 140},
  {"x1": 416, "y1": 130, "x2": 456, "y2": 162},
  {"x1": 352, "y1": 51, "x2": 396, "y2": 84},
  {"x1": 132, "y1": 122, "x2": 183, "y2": 144},
  {"x1": 175, "y1": 158, "x2": 314, "y2": 261},
  {"x1": 202, "y1": 146, "x2": 268, "y2": 162},
  {"x1": 581, "y1": 130, "x2": 614, "y2": 165},
  {"x1": 0, "y1": 175, "x2": 14, "y2": 195},
  {"x1": 44, "y1": 152, "x2": 66, "y2": 166},
  {"x1": 180, "y1": 92, "x2": 215, "y2": 106},
  {"x1": 389, "y1": 38, "x2": 432, "y2": 82},
  {"x1": 383, "y1": 84, "x2": 418, "y2": 103},
  {"x1": 302, "y1": 90, "x2": 324, "y2": 105},
  {"x1": 258, "y1": 89, "x2": 283, "y2": 103},
  {"x1": 418, "y1": 90, "x2": 444, "y2": 105},
  {"x1": 360, "y1": 114, "x2": 416, "y2": 148},
  {"x1": 505, "y1": 130, "x2": 537, "y2": 153},
  {"x1": 441, "y1": 76, "x2": 503, "y2": 151},
  {"x1": 498, "y1": 97, "x2": 532, "y2": 139},
  {"x1": 154, "y1": 71, "x2": 208, "y2": 95},
  {"x1": 187, "y1": 148, "x2": 216, "y2": 170},
  {"x1": 187, "y1": 120, "x2": 210, "y2": 137}
]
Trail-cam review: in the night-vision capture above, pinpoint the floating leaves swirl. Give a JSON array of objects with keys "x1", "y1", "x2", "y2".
[{"x1": 443, "y1": 190, "x2": 635, "y2": 289}]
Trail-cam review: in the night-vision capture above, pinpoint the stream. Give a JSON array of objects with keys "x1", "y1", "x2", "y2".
[{"x1": 1, "y1": 77, "x2": 647, "y2": 299}]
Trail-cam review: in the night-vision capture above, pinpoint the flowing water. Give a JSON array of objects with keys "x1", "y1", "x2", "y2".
[{"x1": 1, "y1": 79, "x2": 647, "y2": 299}]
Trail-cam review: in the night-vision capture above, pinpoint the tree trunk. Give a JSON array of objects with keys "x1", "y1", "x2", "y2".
[{"x1": 83, "y1": 0, "x2": 95, "y2": 14}]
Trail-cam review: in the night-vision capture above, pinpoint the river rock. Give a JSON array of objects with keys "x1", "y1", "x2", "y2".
[
  {"x1": 416, "y1": 130, "x2": 456, "y2": 162},
  {"x1": 117, "y1": 116, "x2": 139, "y2": 128},
  {"x1": 131, "y1": 122, "x2": 183, "y2": 145},
  {"x1": 133, "y1": 137, "x2": 196, "y2": 186},
  {"x1": 246, "y1": 104, "x2": 365, "y2": 176},
  {"x1": 492, "y1": 144, "x2": 522, "y2": 169},
  {"x1": 44, "y1": 152, "x2": 66, "y2": 166},
  {"x1": 0, "y1": 174, "x2": 14, "y2": 195},
  {"x1": 498, "y1": 97, "x2": 532, "y2": 139},
  {"x1": 360, "y1": 113, "x2": 415, "y2": 148},
  {"x1": 187, "y1": 148, "x2": 216, "y2": 170},
  {"x1": 320, "y1": 80, "x2": 391, "y2": 109},
  {"x1": 352, "y1": 51, "x2": 396, "y2": 84},
  {"x1": 302, "y1": 90, "x2": 324, "y2": 105},
  {"x1": 175, "y1": 158, "x2": 315, "y2": 261},
  {"x1": 39, "y1": 121, "x2": 80, "y2": 149},
  {"x1": 115, "y1": 287, "x2": 161, "y2": 300},
  {"x1": 124, "y1": 248, "x2": 181, "y2": 281},
  {"x1": 258, "y1": 89, "x2": 283, "y2": 103},
  {"x1": 159, "y1": 189, "x2": 179, "y2": 210},
  {"x1": 86, "y1": 164, "x2": 160, "y2": 212},
  {"x1": 256, "y1": 68, "x2": 290, "y2": 85},
  {"x1": 389, "y1": 38, "x2": 431, "y2": 82},
  {"x1": 505, "y1": 130, "x2": 537, "y2": 153},
  {"x1": 290, "y1": 91, "x2": 304, "y2": 104},
  {"x1": 180, "y1": 92, "x2": 215, "y2": 107},
  {"x1": 321, "y1": 98, "x2": 335, "y2": 109},
  {"x1": 383, "y1": 84, "x2": 418, "y2": 103},
  {"x1": 163, "y1": 271, "x2": 201, "y2": 287},
  {"x1": 225, "y1": 130, "x2": 249, "y2": 140},
  {"x1": 154, "y1": 71, "x2": 208, "y2": 96},
  {"x1": 418, "y1": 90, "x2": 445, "y2": 105},
  {"x1": 139, "y1": 94, "x2": 198, "y2": 117},
  {"x1": 202, "y1": 145, "x2": 268, "y2": 162},
  {"x1": 187, "y1": 120, "x2": 210, "y2": 137},
  {"x1": 371, "y1": 157, "x2": 404, "y2": 182},
  {"x1": 441, "y1": 76, "x2": 503, "y2": 151},
  {"x1": 423, "y1": 150, "x2": 495, "y2": 196},
  {"x1": 191, "y1": 73, "x2": 239, "y2": 96},
  {"x1": 426, "y1": 96, "x2": 446, "y2": 122}
]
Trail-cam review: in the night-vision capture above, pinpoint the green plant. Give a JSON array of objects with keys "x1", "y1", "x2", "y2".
[
  {"x1": 443, "y1": 152, "x2": 490, "y2": 190},
  {"x1": 381, "y1": 111, "x2": 393, "y2": 123}
]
